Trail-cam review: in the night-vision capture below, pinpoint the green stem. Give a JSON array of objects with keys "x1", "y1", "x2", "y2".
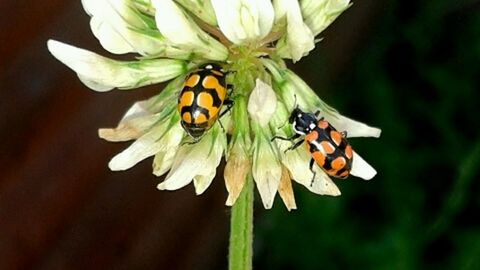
[{"x1": 228, "y1": 174, "x2": 254, "y2": 270}]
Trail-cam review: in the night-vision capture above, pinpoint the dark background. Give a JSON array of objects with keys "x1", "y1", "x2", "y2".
[{"x1": 1, "y1": 0, "x2": 479, "y2": 269}]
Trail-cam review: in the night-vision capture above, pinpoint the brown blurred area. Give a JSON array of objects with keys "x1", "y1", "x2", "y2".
[
  {"x1": 0, "y1": 1, "x2": 381, "y2": 269},
  {"x1": 0, "y1": 1, "x2": 230, "y2": 269}
]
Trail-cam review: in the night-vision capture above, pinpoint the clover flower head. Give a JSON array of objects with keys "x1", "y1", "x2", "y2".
[{"x1": 48, "y1": 0, "x2": 380, "y2": 210}]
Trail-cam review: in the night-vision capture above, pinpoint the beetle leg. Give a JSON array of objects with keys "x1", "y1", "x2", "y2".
[
  {"x1": 218, "y1": 119, "x2": 225, "y2": 132},
  {"x1": 272, "y1": 134, "x2": 304, "y2": 153},
  {"x1": 223, "y1": 99, "x2": 234, "y2": 106},
  {"x1": 219, "y1": 99, "x2": 234, "y2": 118},
  {"x1": 285, "y1": 139, "x2": 304, "y2": 153},
  {"x1": 181, "y1": 138, "x2": 200, "y2": 146},
  {"x1": 271, "y1": 133, "x2": 300, "y2": 142},
  {"x1": 309, "y1": 158, "x2": 316, "y2": 186},
  {"x1": 341, "y1": 130, "x2": 348, "y2": 138},
  {"x1": 314, "y1": 110, "x2": 321, "y2": 117}
]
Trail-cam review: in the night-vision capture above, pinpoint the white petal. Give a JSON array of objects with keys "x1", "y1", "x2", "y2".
[
  {"x1": 269, "y1": 99, "x2": 291, "y2": 130},
  {"x1": 108, "y1": 119, "x2": 183, "y2": 170},
  {"x1": 152, "y1": 0, "x2": 228, "y2": 60},
  {"x1": 310, "y1": 170, "x2": 341, "y2": 196},
  {"x1": 121, "y1": 100, "x2": 155, "y2": 121},
  {"x1": 272, "y1": 0, "x2": 286, "y2": 20},
  {"x1": 158, "y1": 156, "x2": 200, "y2": 190},
  {"x1": 274, "y1": 0, "x2": 315, "y2": 62},
  {"x1": 301, "y1": 0, "x2": 351, "y2": 36},
  {"x1": 98, "y1": 77, "x2": 183, "y2": 142},
  {"x1": 88, "y1": 16, "x2": 132, "y2": 54},
  {"x1": 153, "y1": 0, "x2": 197, "y2": 44},
  {"x1": 47, "y1": 40, "x2": 186, "y2": 91},
  {"x1": 152, "y1": 148, "x2": 178, "y2": 176},
  {"x1": 98, "y1": 114, "x2": 159, "y2": 142},
  {"x1": 247, "y1": 79, "x2": 277, "y2": 126},
  {"x1": 175, "y1": 0, "x2": 218, "y2": 26},
  {"x1": 211, "y1": 0, "x2": 274, "y2": 44},
  {"x1": 193, "y1": 171, "x2": 216, "y2": 195},
  {"x1": 82, "y1": 0, "x2": 175, "y2": 56},
  {"x1": 193, "y1": 133, "x2": 225, "y2": 194},
  {"x1": 324, "y1": 113, "x2": 382, "y2": 138},
  {"x1": 253, "y1": 163, "x2": 282, "y2": 209},
  {"x1": 350, "y1": 151, "x2": 377, "y2": 180},
  {"x1": 152, "y1": 123, "x2": 184, "y2": 175},
  {"x1": 252, "y1": 127, "x2": 282, "y2": 209},
  {"x1": 98, "y1": 100, "x2": 162, "y2": 142},
  {"x1": 254, "y1": 0, "x2": 275, "y2": 38},
  {"x1": 78, "y1": 75, "x2": 114, "y2": 92},
  {"x1": 158, "y1": 126, "x2": 225, "y2": 191},
  {"x1": 211, "y1": 0, "x2": 243, "y2": 43},
  {"x1": 285, "y1": 19, "x2": 315, "y2": 62},
  {"x1": 254, "y1": 175, "x2": 281, "y2": 209}
]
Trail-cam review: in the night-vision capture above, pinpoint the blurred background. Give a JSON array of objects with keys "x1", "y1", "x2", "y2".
[{"x1": 1, "y1": 0, "x2": 479, "y2": 269}]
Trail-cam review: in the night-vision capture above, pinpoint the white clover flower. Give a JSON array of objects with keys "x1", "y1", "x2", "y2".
[{"x1": 48, "y1": 0, "x2": 378, "y2": 211}]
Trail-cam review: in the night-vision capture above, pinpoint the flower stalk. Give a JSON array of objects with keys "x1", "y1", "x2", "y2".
[{"x1": 228, "y1": 173, "x2": 254, "y2": 270}]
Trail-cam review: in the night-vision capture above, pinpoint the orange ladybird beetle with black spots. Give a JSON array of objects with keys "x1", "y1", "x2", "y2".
[
  {"x1": 272, "y1": 107, "x2": 353, "y2": 184},
  {"x1": 178, "y1": 64, "x2": 232, "y2": 140}
]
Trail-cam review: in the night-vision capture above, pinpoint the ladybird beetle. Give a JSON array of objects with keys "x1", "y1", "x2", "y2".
[
  {"x1": 272, "y1": 107, "x2": 353, "y2": 182},
  {"x1": 178, "y1": 64, "x2": 232, "y2": 139}
]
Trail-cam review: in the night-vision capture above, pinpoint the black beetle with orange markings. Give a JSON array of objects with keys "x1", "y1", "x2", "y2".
[
  {"x1": 272, "y1": 107, "x2": 353, "y2": 183},
  {"x1": 177, "y1": 64, "x2": 233, "y2": 140}
]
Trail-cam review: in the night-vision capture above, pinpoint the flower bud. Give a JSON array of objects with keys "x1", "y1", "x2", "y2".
[{"x1": 247, "y1": 79, "x2": 277, "y2": 127}]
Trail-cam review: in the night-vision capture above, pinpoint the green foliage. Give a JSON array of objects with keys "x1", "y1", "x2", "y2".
[{"x1": 255, "y1": 1, "x2": 480, "y2": 269}]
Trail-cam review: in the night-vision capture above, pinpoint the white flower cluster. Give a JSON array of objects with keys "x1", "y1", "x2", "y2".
[{"x1": 48, "y1": 0, "x2": 380, "y2": 210}]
